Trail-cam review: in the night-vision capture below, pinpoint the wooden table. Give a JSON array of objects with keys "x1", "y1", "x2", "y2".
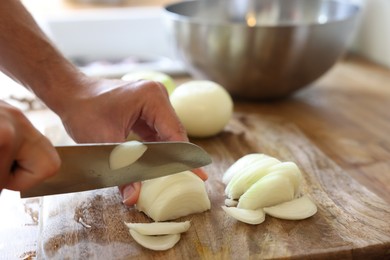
[{"x1": 1, "y1": 54, "x2": 389, "y2": 259}]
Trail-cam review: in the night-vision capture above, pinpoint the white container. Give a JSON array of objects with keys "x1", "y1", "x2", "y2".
[{"x1": 352, "y1": 0, "x2": 390, "y2": 68}]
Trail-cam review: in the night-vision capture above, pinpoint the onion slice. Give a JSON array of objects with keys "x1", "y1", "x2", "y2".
[
  {"x1": 238, "y1": 173, "x2": 295, "y2": 210},
  {"x1": 221, "y1": 206, "x2": 265, "y2": 225},
  {"x1": 222, "y1": 154, "x2": 269, "y2": 185},
  {"x1": 263, "y1": 195, "x2": 317, "y2": 220},
  {"x1": 265, "y1": 162, "x2": 303, "y2": 197},
  {"x1": 124, "y1": 221, "x2": 191, "y2": 235},
  {"x1": 225, "y1": 156, "x2": 281, "y2": 199},
  {"x1": 129, "y1": 229, "x2": 180, "y2": 251},
  {"x1": 224, "y1": 198, "x2": 238, "y2": 207},
  {"x1": 109, "y1": 141, "x2": 147, "y2": 170}
]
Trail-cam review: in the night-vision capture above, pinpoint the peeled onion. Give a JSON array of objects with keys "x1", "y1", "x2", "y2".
[{"x1": 170, "y1": 80, "x2": 233, "y2": 138}]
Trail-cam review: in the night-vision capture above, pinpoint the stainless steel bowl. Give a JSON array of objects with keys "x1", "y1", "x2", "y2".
[{"x1": 164, "y1": 0, "x2": 361, "y2": 100}]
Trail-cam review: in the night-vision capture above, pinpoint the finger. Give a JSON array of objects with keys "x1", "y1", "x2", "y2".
[
  {"x1": 119, "y1": 182, "x2": 142, "y2": 206},
  {"x1": 0, "y1": 142, "x2": 14, "y2": 189},
  {"x1": 143, "y1": 82, "x2": 188, "y2": 142},
  {"x1": 6, "y1": 134, "x2": 60, "y2": 191},
  {"x1": 192, "y1": 168, "x2": 208, "y2": 181}
]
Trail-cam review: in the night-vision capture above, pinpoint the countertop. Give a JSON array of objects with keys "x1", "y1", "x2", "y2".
[{"x1": 1, "y1": 54, "x2": 390, "y2": 258}]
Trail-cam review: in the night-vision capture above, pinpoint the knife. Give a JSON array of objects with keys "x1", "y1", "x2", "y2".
[{"x1": 21, "y1": 141, "x2": 211, "y2": 198}]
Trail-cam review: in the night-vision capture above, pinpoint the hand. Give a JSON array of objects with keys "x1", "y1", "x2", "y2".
[
  {"x1": 0, "y1": 0, "x2": 207, "y2": 202},
  {"x1": 0, "y1": 101, "x2": 60, "y2": 191},
  {"x1": 54, "y1": 78, "x2": 191, "y2": 205}
]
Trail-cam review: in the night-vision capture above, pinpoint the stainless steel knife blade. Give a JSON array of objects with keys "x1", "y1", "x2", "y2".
[{"x1": 21, "y1": 141, "x2": 211, "y2": 198}]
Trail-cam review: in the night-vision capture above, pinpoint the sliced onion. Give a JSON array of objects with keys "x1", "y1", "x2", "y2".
[
  {"x1": 224, "y1": 198, "x2": 238, "y2": 207},
  {"x1": 225, "y1": 156, "x2": 281, "y2": 199},
  {"x1": 221, "y1": 206, "x2": 265, "y2": 225},
  {"x1": 129, "y1": 229, "x2": 180, "y2": 251},
  {"x1": 265, "y1": 161, "x2": 303, "y2": 197},
  {"x1": 222, "y1": 154, "x2": 268, "y2": 185},
  {"x1": 109, "y1": 140, "x2": 147, "y2": 170},
  {"x1": 263, "y1": 195, "x2": 317, "y2": 220},
  {"x1": 238, "y1": 173, "x2": 295, "y2": 210},
  {"x1": 124, "y1": 221, "x2": 191, "y2": 235}
]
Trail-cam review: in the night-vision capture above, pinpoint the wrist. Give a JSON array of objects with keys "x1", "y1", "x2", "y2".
[{"x1": 37, "y1": 71, "x2": 97, "y2": 116}]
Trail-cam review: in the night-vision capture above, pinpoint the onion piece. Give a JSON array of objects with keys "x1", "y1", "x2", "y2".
[
  {"x1": 124, "y1": 221, "x2": 191, "y2": 235},
  {"x1": 136, "y1": 171, "x2": 211, "y2": 221},
  {"x1": 224, "y1": 198, "x2": 238, "y2": 207},
  {"x1": 109, "y1": 140, "x2": 147, "y2": 170},
  {"x1": 222, "y1": 154, "x2": 268, "y2": 185},
  {"x1": 238, "y1": 173, "x2": 294, "y2": 210},
  {"x1": 263, "y1": 195, "x2": 317, "y2": 220},
  {"x1": 225, "y1": 156, "x2": 281, "y2": 199},
  {"x1": 265, "y1": 162, "x2": 303, "y2": 197},
  {"x1": 221, "y1": 206, "x2": 265, "y2": 225},
  {"x1": 129, "y1": 229, "x2": 180, "y2": 251}
]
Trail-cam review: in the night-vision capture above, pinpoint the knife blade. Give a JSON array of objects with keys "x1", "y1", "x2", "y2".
[{"x1": 21, "y1": 141, "x2": 211, "y2": 198}]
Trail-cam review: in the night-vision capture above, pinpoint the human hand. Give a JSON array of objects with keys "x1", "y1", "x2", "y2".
[
  {"x1": 0, "y1": 101, "x2": 60, "y2": 192},
  {"x1": 54, "y1": 78, "x2": 205, "y2": 205}
]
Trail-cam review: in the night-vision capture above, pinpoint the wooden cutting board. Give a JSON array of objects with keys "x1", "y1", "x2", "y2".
[{"x1": 38, "y1": 112, "x2": 390, "y2": 259}]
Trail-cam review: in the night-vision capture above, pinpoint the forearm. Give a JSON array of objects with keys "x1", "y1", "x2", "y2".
[{"x1": 0, "y1": 0, "x2": 88, "y2": 115}]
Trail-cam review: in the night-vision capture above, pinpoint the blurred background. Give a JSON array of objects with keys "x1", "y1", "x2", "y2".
[{"x1": 1, "y1": 0, "x2": 389, "y2": 106}]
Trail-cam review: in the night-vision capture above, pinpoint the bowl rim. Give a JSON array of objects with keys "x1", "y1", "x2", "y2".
[{"x1": 164, "y1": 0, "x2": 362, "y2": 28}]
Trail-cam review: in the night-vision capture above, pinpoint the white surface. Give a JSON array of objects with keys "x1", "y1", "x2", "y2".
[
  {"x1": 37, "y1": 6, "x2": 186, "y2": 76},
  {"x1": 352, "y1": 0, "x2": 390, "y2": 68}
]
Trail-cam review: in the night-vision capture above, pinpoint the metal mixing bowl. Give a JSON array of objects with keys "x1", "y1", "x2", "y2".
[{"x1": 164, "y1": 0, "x2": 361, "y2": 100}]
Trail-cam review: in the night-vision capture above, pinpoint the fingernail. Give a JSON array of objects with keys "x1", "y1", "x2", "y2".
[{"x1": 122, "y1": 184, "x2": 135, "y2": 204}]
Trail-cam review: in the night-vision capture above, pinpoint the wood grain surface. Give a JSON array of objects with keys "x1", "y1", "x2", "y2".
[
  {"x1": 2, "y1": 55, "x2": 390, "y2": 259},
  {"x1": 37, "y1": 112, "x2": 390, "y2": 259}
]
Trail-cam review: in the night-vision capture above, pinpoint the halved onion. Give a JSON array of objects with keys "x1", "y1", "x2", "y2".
[{"x1": 136, "y1": 171, "x2": 211, "y2": 221}]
